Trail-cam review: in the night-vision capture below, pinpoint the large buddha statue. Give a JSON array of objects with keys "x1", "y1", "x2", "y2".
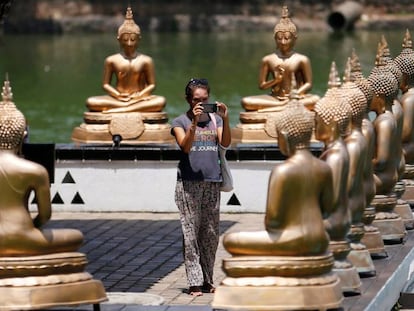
[
  {"x1": 314, "y1": 62, "x2": 361, "y2": 293},
  {"x1": 71, "y1": 6, "x2": 172, "y2": 144},
  {"x1": 232, "y1": 6, "x2": 319, "y2": 143},
  {"x1": 213, "y1": 95, "x2": 342, "y2": 310},
  {"x1": 86, "y1": 7, "x2": 165, "y2": 113},
  {"x1": 0, "y1": 76, "x2": 106, "y2": 309}
]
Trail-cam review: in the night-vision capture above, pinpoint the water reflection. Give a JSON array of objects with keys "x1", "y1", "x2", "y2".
[{"x1": 0, "y1": 30, "x2": 407, "y2": 143}]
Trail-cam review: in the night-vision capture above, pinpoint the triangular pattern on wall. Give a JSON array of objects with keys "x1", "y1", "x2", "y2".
[
  {"x1": 71, "y1": 192, "x2": 85, "y2": 204},
  {"x1": 62, "y1": 171, "x2": 76, "y2": 184},
  {"x1": 51, "y1": 192, "x2": 64, "y2": 204},
  {"x1": 227, "y1": 193, "x2": 241, "y2": 206}
]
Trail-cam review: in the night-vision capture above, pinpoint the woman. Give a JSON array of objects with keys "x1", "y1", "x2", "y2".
[{"x1": 171, "y1": 78, "x2": 231, "y2": 296}]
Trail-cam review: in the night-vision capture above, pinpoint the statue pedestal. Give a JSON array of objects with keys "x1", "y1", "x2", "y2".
[
  {"x1": 0, "y1": 252, "x2": 107, "y2": 310},
  {"x1": 371, "y1": 194, "x2": 407, "y2": 242},
  {"x1": 361, "y1": 206, "x2": 386, "y2": 256},
  {"x1": 394, "y1": 180, "x2": 414, "y2": 230},
  {"x1": 213, "y1": 254, "x2": 343, "y2": 310},
  {"x1": 329, "y1": 240, "x2": 361, "y2": 294},
  {"x1": 71, "y1": 112, "x2": 174, "y2": 145},
  {"x1": 347, "y1": 224, "x2": 376, "y2": 275},
  {"x1": 401, "y1": 164, "x2": 414, "y2": 207}
]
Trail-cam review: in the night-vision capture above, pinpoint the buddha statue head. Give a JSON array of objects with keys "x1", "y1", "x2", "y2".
[
  {"x1": 117, "y1": 6, "x2": 141, "y2": 39},
  {"x1": 0, "y1": 75, "x2": 26, "y2": 150},
  {"x1": 368, "y1": 42, "x2": 400, "y2": 112},
  {"x1": 394, "y1": 29, "x2": 414, "y2": 93},
  {"x1": 275, "y1": 91, "x2": 314, "y2": 155},
  {"x1": 341, "y1": 57, "x2": 367, "y2": 128},
  {"x1": 273, "y1": 5, "x2": 297, "y2": 54},
  {"x1": 315, "y1": 62, "x2": 352, "y2": 140},
  {"x1": 350, "y1": 49, "x2": 374, "y2": 108}
]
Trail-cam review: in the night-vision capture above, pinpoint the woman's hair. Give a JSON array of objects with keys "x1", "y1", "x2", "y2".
[{"x1": 185, "y1": 78, "x2": 210, "y2": 100}]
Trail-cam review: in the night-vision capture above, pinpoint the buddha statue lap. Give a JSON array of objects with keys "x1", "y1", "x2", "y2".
[
  {"x1": 368, "y1": 41, "x2": 406, "y2": 242},
  {"x1": 339, "y1": 58, "x2": 375, "y2": 275},
  {"x1": 314, "y1": 61, "x2": 361, "y2": 293},
  {"x1": 71, "y1": 7, "x2": 173, "y2": 145},
  {"x1": 0, "y1": 76, "x2": 106, "y2": 310},
  {"x1": 213, "y1": 95, "x2": 343, "y2": 311},
  {"x1": 350, "y1": 49, "x2": 386, "y2": 255},
  {"x1": 232, "y1": 6, "x2": 320, "y2": 144}
]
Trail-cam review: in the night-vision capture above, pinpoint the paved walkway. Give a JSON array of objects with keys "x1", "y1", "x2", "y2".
[{"x1": 42, "y1": 212, "x2": 414, "y2": 311}]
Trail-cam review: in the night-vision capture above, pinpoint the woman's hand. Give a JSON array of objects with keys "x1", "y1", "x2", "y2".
[{"x1": 215, "y1": 101, "x2": 228, "y2": 120}]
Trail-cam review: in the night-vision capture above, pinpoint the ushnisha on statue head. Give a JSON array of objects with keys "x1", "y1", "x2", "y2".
[
  {"x1": 394, "y1": 29, "x2": 414, "y2": 93},
  {"x1": 315, "y1": 62, "x2": 352, "y2": 139},
  {"x1": 117, "y1": 6, "x2": 141, "y2": 39},
  {"x1": 273, "y1": 5, "x2": 297, "y2": 40},
  {"x1": 350, "y1": 49, "x2": 374, "y2": 108},
  {"x1": 0, "y1": 75, "x2": 26, "y2": 150}
]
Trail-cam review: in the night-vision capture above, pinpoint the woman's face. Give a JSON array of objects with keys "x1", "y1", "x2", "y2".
[{"x1": 189, "y1": 87, "x2": 209, "y2": 108}]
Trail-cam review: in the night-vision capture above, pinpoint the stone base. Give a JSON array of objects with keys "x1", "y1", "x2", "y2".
[
  {"x1": 72, "y1": 122, "x2": 174, "y2": 145},
  {"x1": 231, "y1": 123, "x2": 276, "y2": 144},
  {"x1": 347, "y1": 245, "x2": 376, "y2": 275},
  {"x1": 395, "y1": 199, "x2": 414, "y2": 230},
  {"x1": 361, "y1": 225, "x2": 387, "y2": 256},
  {"x1": 402, "y1": 179, "x2": 414, "y2": 207},
  {"x1": 373, "y1": 213, "x2": 407, "y2": 242},
  {"x1": 212, "y1": 273, "x2": 343, "y2": 311},
  {"x1": 0, "y1": 274, "x2": 107, "y2": 310},
  {"x1": 333, "y1": 264, "x2": 361, "y2": 294}
]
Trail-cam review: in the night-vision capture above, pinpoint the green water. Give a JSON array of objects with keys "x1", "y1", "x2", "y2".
[{"x1": 0, "y1": 30, "x2": 407, "y2": 143}]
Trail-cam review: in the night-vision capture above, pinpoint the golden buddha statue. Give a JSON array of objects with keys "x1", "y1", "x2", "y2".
[
  {"x1": 340, "y1": 58, "x2": 375, "y2": 275},
  {"x1": 395, "y1": 29, "x2": 414, "y2": 165},
  {"x1": 350, "y1": 50, "x2": 386, "y2": 255},
  {"x1": 0, "y1": 76, "x2": 106, "y2": 309},
  {"x1": 213, "y1": 95, "x2": 342, "y2": 310},
  {"x1": 314, "y1": 62, "x2": 361, "y2": 293},
  {"x1": 367, "y1": 42, "x2": 406, "y2": 242},
  {"x1": 71, "y1": 6, "x2": 172, "y2": 144},
  {"x1": 232, "y1": 6, "x2": 319, "y2": 144}
]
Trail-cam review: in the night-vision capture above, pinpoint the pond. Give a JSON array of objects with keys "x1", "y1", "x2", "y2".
[{"x1": 0, "y1": 29, "x2": 408, "y2": 143}]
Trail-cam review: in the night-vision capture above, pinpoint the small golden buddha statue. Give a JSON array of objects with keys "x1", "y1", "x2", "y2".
[
  {"x1": 213, "y1": 94, "x2": 343, "y2": 311},
  {"x1": 71, "y1": 6, "x2": 172, "y2": 144},
  {"x1": 395, "y1": 30, "x2": 414, "y2": 164},
  {"x1": 315, "y1": 63, "x2": 361, "y2": 293},
  {"x1": 340, "y1": 58, "x2": 375, "y2": 275},
  {"x1": 350, "y1": 50, "x2": 386, "y2": 255},
  {"x1": 368, "y1": 41, "x2": 406, "y2": 241},
  {"x1": 0, "y1": 75, "x2": 106, "y2": 309},
  {"x1": 86, "y1": 7, "x2": 166, "y2": 113},
  {"x1": 0, "y1": 77, "x2": 83, "y2": 256},
  {"x1": 225, "y1": 97, "x2": 334, "y2": 256},
  {"x1": 241, "y1": 6, "x2": 319, "y2": 113}
]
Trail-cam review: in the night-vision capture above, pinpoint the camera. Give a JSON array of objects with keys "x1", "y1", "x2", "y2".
[{"x1": 202, "y1": 103, "x2": 217, "y2": 113}]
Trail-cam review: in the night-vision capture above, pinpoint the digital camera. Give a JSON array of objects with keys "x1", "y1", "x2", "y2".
[{"x1": 203, "y1": 103, "x2": 217, "y2": 113}]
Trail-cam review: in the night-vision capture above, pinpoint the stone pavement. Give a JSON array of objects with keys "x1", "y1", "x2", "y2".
[{"x1": 42, "y1": 212, "x2": 414, "y2": 311}]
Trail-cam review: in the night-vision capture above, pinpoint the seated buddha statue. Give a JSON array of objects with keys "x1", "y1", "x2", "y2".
[
  {"x1": 0, "y1": 76, "x2": 106, "y2": 309},
  {"x1": 214, "y1": 94, "x2": 343, "y2": 311},
  {"x1": 72, "y1": 7, "x2": 172, "y2": 144},
  {"x1": 86, "y1": 7, "x2": 165, "y2": 114},
  {"x1": 224, "y1": 96, "x2": 334, "y2": 257},
  {"x1": 367, "y1": 42, "x2": 406, "y2": 241},
  {"x1": 241, "y1": 6, "x2": 319, "y2": 114},
  {"x1": 0, "y1": 78, "x2": 83, "y2": 256}
]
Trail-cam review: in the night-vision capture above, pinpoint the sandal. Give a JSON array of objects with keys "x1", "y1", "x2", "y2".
[
  {"x1": 188, "y1": 286, "x2": 203, "y2": 296},
  {"x1": 202, "y1": 282, "x2": 216, "y2": 293}
]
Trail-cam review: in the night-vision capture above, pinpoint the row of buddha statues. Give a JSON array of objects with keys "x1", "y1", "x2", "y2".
[{"x1": 213, "y1": 23, "x2": 414, "y2": 308}]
